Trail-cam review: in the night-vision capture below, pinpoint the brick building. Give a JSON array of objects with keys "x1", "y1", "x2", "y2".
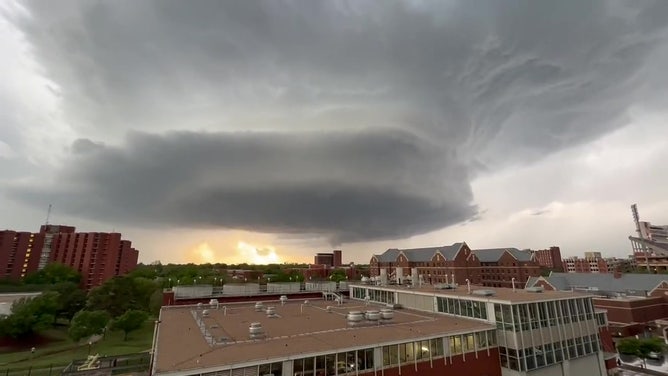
[
  {"x1": 561, "y1": 253, "x2": 634, "y2": 274},
  {"x1": 369, "y1": 243, "x2": 540, "y2": 289},
  {"x1": 531, "y1": 246, "x2": 563, "y2": 271},
  {"x1": 0, "y1": 231, "x2": 44, "y2": 280},
  {"x1": 313, "y1": 250, "x2": 343, "y2": 267},
  {"x1": 0, "y1": 225, "x2": 139, "y2": 289}
]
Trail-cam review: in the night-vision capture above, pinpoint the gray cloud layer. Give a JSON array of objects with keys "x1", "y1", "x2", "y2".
[{"x1": 5, "y1": 0, "x2": 668, "y2": 243}]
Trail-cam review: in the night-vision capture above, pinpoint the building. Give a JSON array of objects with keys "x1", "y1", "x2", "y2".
[
  {"x1": 313, "y1": 250, "x2": 343, "y2": 268},
  {"x1": 0, "y1": 225, "x2": 139, "y2": 289},
  {"x1": 349, "y1": 283, "x2": 614, "y2": 376},
  {"x1": 561, "y1": 253, "x2": 634, "y2": 274},
  {"x1": 314, "y1": 253, "x2": 334, "y2": 267},
  {"x1": 369, "y1": 243, "x2": 540, "y2": 289},
  {"x1": 475, "y1": 248, "x2": 540, "y2": 289},
  {"x1": 152, "y1": 298, "x2": 502, "y2": 376},
  {"x1": 562, "y1": 256, "x2": 610, "y2": 274},
  {"x1": 526, "y1": 272, "x2": 668, "y2": 337},
  {"x1": 0, "y1": 231, "x2": 44, "y2": 280},
  {"x1": 531, "y1": 246, "x2": 563, "y2": 271}
]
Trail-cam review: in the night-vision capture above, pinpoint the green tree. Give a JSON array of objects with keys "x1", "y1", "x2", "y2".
[
  {"x1": 68, "y1": 310, "x2": 110, "y2": 342},
  {"x1": 23, "y1": 263, "x2": 81, "y2": 285},
  {"x1": 0, "y1": 292, "x2": 58, "y2": 338},
  {"x1": 618, "y1": 337, "x2": 665, "y2": 367},
  {"x1": 111, "y1": 309, "x2": 149, "y2": 341},
  {"x1": 87, "y1": 277, "x2": 137, "y2": 317},
  {"x1": 48, "y1": 282, "x2": 87, "y2": 323}
]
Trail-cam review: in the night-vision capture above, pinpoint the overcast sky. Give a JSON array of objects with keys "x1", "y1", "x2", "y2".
[{"x1": 1, "y1": 0, "x2": 668, "y2": 265}]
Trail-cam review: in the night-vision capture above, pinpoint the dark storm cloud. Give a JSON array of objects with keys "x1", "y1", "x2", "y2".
[
  {"x1": 6, "y1": 0, "x2": 668, "y2": 242},
  {"x1": 10, "y1": 130, "x2": 474, "y2": 243}
]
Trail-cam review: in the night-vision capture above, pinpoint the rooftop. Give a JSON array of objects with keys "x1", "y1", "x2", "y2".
[
  {"x1": 354, "y1": 284, "x2": 592, "y2": 303},
  {"x1": 154, "y1": 299, "x2": 492, "y2": 375},
  {"x1": 527, "y1": 272, "x2": 668, "y2": 294}
]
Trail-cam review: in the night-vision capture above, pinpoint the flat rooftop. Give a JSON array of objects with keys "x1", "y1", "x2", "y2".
[
  {"x1": 354, "y1": 284, "x2": 592, "y2": 303},
  {"x1": 154, "y1": 299, "x2": 493, "y2": 375}
]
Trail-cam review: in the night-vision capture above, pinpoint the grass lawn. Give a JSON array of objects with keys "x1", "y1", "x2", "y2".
[{"x1": 0, "y1": 319, "x2": 154, "y2": 371}]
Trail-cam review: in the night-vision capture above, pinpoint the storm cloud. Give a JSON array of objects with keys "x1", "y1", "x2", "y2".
[{"x1": 4, "y1": 0, "x2": 668, "y2": 244}]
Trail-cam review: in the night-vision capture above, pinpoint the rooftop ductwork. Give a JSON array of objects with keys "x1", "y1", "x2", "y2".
[
  {"x1": 472, "y1": 289, "x2": 496, "y2": 296},
  {"x1": 525, "y1": 286, "x2": 544, "y2": 293}
]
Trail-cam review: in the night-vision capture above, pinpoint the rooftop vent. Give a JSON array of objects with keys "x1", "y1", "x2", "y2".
[
  {"x1": 365, "y1": 310, "x2": 381, "y2": 321},
  {"x1": 472, "y1": 289, "x2": 496, "y2": 296},
  {"x1": 525, "y1": 286, "x2": 544, "y2": 293},
  {"x1": 279, "y1": 295, "x2": 288, "y2": 305},
  {"x1": 347, "y1": 311, "x2": 364, "y2": 326},
  {"x1": 380, "y1": 308, "x2": 394, "y2": 321},
  {"x1": 265, "y1": 306, "x2": 278, "y2": 318},
  {"x1": 249, "y1": 322, "x2": 265, "y2": 339},
  {"x1": 202, "y1": 309, "x2": 210, "y2": 317},
  {"x1": 255, "y1": 302, "x2": 265, "y2": 312}
]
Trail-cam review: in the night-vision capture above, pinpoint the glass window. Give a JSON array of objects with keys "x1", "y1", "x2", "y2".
[
  {"x1": 325, "y1": 355, "x2": 335, "y2": 376},
  {"x1": 383, "y1": 345, "x2": 398, "y2": 366},
  {"x1": 463, "y1": 334, "x2": 474, "y2": 352},
  {"x1": 431, "y1": 337, "x2": 444, "y2": 357},
  {"x1": 450, "y1": 335, "x2": 462, "y2": 354},
  {"x1": 260, "y1": 362, "x2": 283, "y2": 376},
  {"x1": 399, "y1": 343, "x2": 408, "y2": 363}
]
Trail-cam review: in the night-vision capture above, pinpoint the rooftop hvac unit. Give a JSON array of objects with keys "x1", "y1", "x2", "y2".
[{"x1": 525, "y1": 286, "x2": 544, "y2": 293}]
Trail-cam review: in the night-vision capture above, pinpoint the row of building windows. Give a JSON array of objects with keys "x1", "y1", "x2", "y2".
[
  {"x1": 200, "y1": 331, "x2": 497, "y2": 376},
  {"x1": 436, "y1": 297, "x2": 488, "y2": 320},
  {"x1": 500, "y1": 334, "x2": 600, "y2": 371},
  {"x1": 493, "y1": 298, "x2": 595, "y2": 332},
  {"x1": 352, "y1": 288, "x2": 396, "y2": 305}
]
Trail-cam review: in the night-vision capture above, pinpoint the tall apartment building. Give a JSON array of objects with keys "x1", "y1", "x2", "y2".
[
  {"x1": 0, "y1": 225, "x2": 139, "y2": 289},
  {"x1": 531, "y1": 246, "x2": 563, "y2": 271},
  {"x1": 369, "y1": 243, "x2": 541, "y2": 289},
  {"x1": 0, "y1": 231, "x2": 44, "y2": 280}
]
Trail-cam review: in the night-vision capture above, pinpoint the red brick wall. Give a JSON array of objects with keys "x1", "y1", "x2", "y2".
[{"x1": 593, "y1": 297, "x2": 668, "y2": 324}]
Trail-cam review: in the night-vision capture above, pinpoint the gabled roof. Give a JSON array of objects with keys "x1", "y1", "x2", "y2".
[
  {"x1": 372, "y1": 243, "x2": 465, "y2": 263},
  {"x1": 373, "y1": 248, "x2": 401, "y2": 263},
  {"x1": 527, "y1": 272, "x2": 668, "y2": 294},
  {"x1": 473, "y1": 247, "x2": 533, "y2": 262}
]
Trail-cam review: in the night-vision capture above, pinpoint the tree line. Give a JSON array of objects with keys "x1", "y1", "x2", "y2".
[{"x1": 0, "y1": 263, "x2": 157, "y2": 342}]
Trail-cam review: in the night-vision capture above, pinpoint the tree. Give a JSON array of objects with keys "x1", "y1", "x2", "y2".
[
  {"x1": 23, "y1": 263, "x2": 81, "y2": 285},
  {"x1": 618, "y1": 337, "x2": 665, "y2": 367},
  {"x1": 86, "y1": 277, "x2": 144, "y2": 317},
  {"x1": 68, "y1": 310, "x2": 110, "y2": 342},
  {"x1": 48, "y1": 282, "x2": 87, "y2": 323},
  {"x1": 86, "y1": 276, "x2": 160, "y2": 317},
  {"x1": 0, "y1": 292, "x2": 58, "y2": 338},
  {"x1": 111, "y1": 309, "x2": 148, "y2": 341}
]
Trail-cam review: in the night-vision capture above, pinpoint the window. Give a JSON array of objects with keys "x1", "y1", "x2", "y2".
[{"x1": 450, "y1": 335, "x2": 462, "y2": 354}]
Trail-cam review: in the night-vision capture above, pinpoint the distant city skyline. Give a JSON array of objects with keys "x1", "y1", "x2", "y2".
[{"x1": 1, "y1": 1, "x2": 668, "y2": 265}]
